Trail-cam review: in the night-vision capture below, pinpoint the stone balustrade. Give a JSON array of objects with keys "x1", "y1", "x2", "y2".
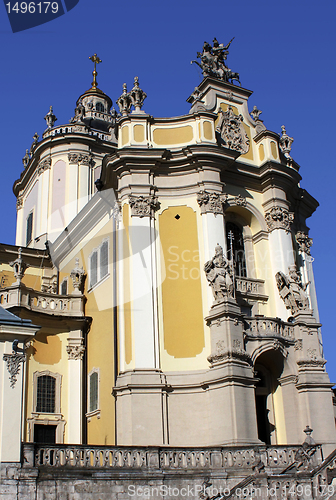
[
  {"x1": 244, "y1": 316, "x2": 294, "y2": 340},
  {"x1": 24, "y1": 444, "x2": 321, "y2": 470},
  {"x1": 0, "y1": 284, "x2": 84, "y2": 317},
  {"x1": 235, "y1": 277, "x2": 267, "y2": 300}
]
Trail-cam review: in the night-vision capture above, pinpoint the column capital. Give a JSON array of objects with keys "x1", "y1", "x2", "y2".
[
  {"x1": 66, "y1": 338, "x2": 85, "y2": 360},
  {"x1": 129, "y1": 194, "x2": 158, "y2": 218},
  {"x1": 3, "y1": 352, "x2": 25, "y2": 388},
  {"x1": 265, "y1": 206, "x2": 294, "y2": 232},
  {"x1": 197, "y1": 190, "x2": 227, "y2": 215}
]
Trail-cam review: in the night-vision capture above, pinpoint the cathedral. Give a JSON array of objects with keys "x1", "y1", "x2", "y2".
[{"x1": 1, "y1": 41, "x2": 336, "y2": 499}]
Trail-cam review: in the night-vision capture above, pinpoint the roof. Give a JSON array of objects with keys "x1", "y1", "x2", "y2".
[{"x1": 0, "y1": 305, "x2": 39, "y2": 329}]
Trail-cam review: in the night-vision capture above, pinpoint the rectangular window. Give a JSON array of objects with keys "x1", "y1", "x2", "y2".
[
  {"x1": 60, "y1": 279, "x2": 67, "y2": 295},
  {"x1": 89, "y1": 239, "x2": 109, "y2": 289},
  {"x1": 89, "y1": 371, "x2": 99, "y2": 413},
  {"x1": 26, "y1": 212, "x2": 33, "y2": 246},
  {"x1": 90, "y1": 251, "x2": 98, "y2": 288},
  {"x1": 100, "y1": 240, "x2": 109, "y2": 279},
  {"x1": 36, "y1": 375, "x2": 56, "y2": 413}
]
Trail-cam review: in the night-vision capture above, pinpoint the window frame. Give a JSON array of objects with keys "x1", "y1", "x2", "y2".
[
  {"x1": 86, "y1": 367, "x2": 100, "y2": 420},
  {"x1": 88, "y1": 238, "x2": 110, "y2": 290},
  {"x1": 27, "y1": 370, "x2": 65, "y2": 443},
  {"x1": 26, "y1": 210, "x2": 34, "y2": 246},
  {"x1": 60, "y1": 278, "x2": 68, "y2": 296}
]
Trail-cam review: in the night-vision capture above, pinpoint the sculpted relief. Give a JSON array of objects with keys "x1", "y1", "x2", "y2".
[{"x1": 276, "y1": 266, "x2": 310, "y2": 314}]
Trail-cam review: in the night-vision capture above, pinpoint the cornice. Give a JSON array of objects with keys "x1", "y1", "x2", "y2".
[
  {"x1": 13, "y1": 131, "x2": 116, "y2": 196},
  {"x1": 0, "y1": 243, "x2": 52, "y2": 268}
]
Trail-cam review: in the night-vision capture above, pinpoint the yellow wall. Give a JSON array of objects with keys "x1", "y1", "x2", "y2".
[{"x1": 159, "y1": 205, "x2": 205, "y2": 358}]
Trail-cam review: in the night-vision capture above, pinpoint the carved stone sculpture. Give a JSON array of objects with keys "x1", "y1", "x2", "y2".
[
  {"x1": 70, "y1": 258, "x2": 85, "y2": 294},
  {"x1": 22, "y1": 149, "x2": 30, "y2": 168},
  {"x1": 204, "y1": 244, "x2": 234, "y2": 301},
  {"x1": 3, "y1": 352, "x2": 25, "y2": 388},
  {"x1": 191, "y1": 37, "x2": 240, "y2": 85},
  {"x1": 68, "y1": 153, "x2": 91, "y2": 166},
  {"x1": 116, "y1": 83, "x2": 132, "y2": 116},
  {"x1": 295, "y1": 231, "x2": 313, "y2": 255},
  {"x1": 197, "y1": 191, "x2": 228, "y2": 215},
  {"x1": 30, "y1": 132, "x2": 39, "y2": 156},
  {"x1": 279, "y1": 125, "x2": 293, "y2": 158},
  {"x1": 265, "y1": 206, "x2": 294, "y2": 232},
  {"x1": 275, "y1": 266, "x2": 310, "y2": 314},
  {"x1": 250, "y1": 106, "x2": 266, "y2": 134},
  {"x1": 129, "y1": 195, "x2": 158, "y2": 218},
  {"x1": 129, "y1": 77, "x2": 147, "y2": 113},
  {"x1": 44, "y1": 105, "x2": 57, "y2": 129},
  {"x1": 216, "y1": 106, "x2": 250, "y2": 154}
]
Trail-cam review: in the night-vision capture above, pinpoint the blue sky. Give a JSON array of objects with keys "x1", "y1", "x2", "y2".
[{"x1": 1, "y1": 1, "x2": 336, "y2": 380}]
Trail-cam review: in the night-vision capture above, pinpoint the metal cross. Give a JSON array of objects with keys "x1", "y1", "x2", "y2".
[{"x1": 89, "y1": 53, "x2": 102, "y2": 89}]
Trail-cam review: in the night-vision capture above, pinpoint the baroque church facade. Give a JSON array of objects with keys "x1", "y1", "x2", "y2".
[{"x1": 1, "y1": 42, "x2": 336, "y2": 499}]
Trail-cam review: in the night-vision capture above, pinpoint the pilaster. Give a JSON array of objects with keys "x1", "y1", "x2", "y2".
[{"x1": 66, "y1": 334, "x2": 85, "y2": 444}]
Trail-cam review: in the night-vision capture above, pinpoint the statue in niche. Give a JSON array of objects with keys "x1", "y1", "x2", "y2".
[
  {"x1": 275, "y1": 265, "x2": 309, "y2": 314},
  {"x1": 204, "y1": 244, "x2": 234, "y2": 301}
]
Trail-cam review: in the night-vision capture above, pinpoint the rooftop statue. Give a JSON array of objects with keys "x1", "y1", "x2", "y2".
[
  {"x1": 192, "y1": 37, "x2": 240, "y2": 85},
  {"x1": 204, "y1": 244, "x2": 234, "y2": 301},
  {"x1": 276, "y1": 266, "x2": 310, "y2": 314}
]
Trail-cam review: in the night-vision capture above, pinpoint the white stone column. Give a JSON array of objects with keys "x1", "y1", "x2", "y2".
[
  {"x1": 265, "y1": 206, "x2": 295, "y2": 321},
  {"x1": 66, "y1": 335, "x2": 84, "y2": 444},
  {"x1": 197, "y1": 191, "x2": 227, "y2": 309},
  {"x1": 0, "y1": 316, "x2": 38, "y2": 464},
  {"x1": 128, "y1": 198, "x2": 158, "y2": 369}
]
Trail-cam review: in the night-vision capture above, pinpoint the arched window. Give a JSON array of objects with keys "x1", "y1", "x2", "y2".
[
  {"x1": 226, "y1": 221, "x2": 247, "y2": 277},
  {"x1": 96, "y1": 102, "x2": 105, "y2": 112}
]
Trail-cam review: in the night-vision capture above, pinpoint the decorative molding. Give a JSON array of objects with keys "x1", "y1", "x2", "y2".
[
  {"x1": 294, "y1": 339, "x2": 303, "y2": 351},
  {"x1": 66, "y1": 339, "x2": 85, "y2": 360},
  {"x1": 197, "y1": 191, "x2": 227, "y2": 215},
  {"x1": 264, "y1": 206, "x2": 294, "y2": 232},
  {"x1": 37, "y1": 157, "x2": 51, "y2": 174},
  {"x1": 234, "y1": 194, "x2": 246, "y2": 206},
  {"x1": 295, "y1": 231, "x2": 313, "y2": 255},
  {"x1": 276, "y1": 266, "x2": 309, "y2": 314},
  {"x1": 216, "y1": 106, "x2": 250, "y2": 154},
  {"x1": 16, "y1": 195, "x2": 24, "y2": 210},
  {"x1": 129, "y1": 195, "x2": 158, "y2": 218},
  {"x1": 3, "y1": 353, "x2": 25, "y2": 388},
  {"x1": 68, "y1": 153, "x2": 91, "y2": 166}
]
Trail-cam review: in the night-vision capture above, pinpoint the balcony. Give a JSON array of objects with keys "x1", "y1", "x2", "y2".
[
  {"x1": 0, "y1": 283, "x2": 85, "y2": 317},
  {"x1": 235, "y1": 277, "x2": 268, "y2": 302},
  {"x1": 244, "y1": 316, "x2": 295, "y2": 341}
]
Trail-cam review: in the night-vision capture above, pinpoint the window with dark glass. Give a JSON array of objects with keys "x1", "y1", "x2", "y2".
[
  {"x1": 100, "y1": 240, "x2": 108, "y2": 279},
  {"x1": 90, "y1": 251, "x2": 98, "y2": 287},
  {"x1": 96, "y1": 102, "x2": 104, "y2": 112},
  {"x1": 36, "y1": 375, "x2": 56, "y2": 413},
  {"x1": 60, "y1": 279, "x2": 67, "y2": 295},
  {"x1": 89, "y1": 371, "x2": 99, "y2": 413},
  {"x1": 226, "y1": 221, "x2": 247, "y2": 277},
  {"x1": 26, "y1": 212, "x2": 33, "y2": 246}
]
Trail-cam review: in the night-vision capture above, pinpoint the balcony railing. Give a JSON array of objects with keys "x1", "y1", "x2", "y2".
[
  {"x1": 235, "y1": 277, "x2": 268, "y2": 301},
  {"x1": 244, "y1": 316, "x2": 295, "y2": 340},
  {"x1": 0, "y1": 284, "x2": 84, "y2": 317},
  {"x1": 22, "y1": 443, "x2": 321, "y2": 470}
]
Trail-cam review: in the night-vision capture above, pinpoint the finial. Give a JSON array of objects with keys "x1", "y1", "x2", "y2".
[
  {"x1": 22, "y1": 149, "x2": 30, "y2": 168},
  {"x1": 44, "y1": 106, "x2": 57, "y2": 129},
  {"x1": 89, "y1": 53, "x2": 102, "y2": 89},
  {"x1": 116, "y1": 83, "x2": 132, "y2": 116},
  {"x1": 129, "y1": 76, "x2": 147, "y2": 113},
  {"x1": 30, "y1": 132, "x2": 39, "y2": 156}
]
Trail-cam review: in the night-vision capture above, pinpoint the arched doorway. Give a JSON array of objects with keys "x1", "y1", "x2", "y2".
[{"x1": 254, "y1": 350, "x2": 284, "y2": 445}]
